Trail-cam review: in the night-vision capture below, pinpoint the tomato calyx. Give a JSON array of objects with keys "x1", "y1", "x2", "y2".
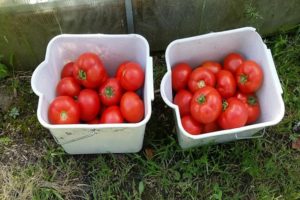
[
  {"x1": 197, "y1": 95, "x2": 206, "y2": 104},
  {"x1": 247, "y1": 95, "x2": 257, "y2": 105},
  {"x1": 239, "y1": 74, "x2": 248, "y2": 84},
  {"x1": 222, "y1": 100, "x2": 228, "y2": 111},
  {"x1": 78, "y1": 69, "x2": 87, "y2": 80},
  {"x1": 104, "y1": 86, "x2": 114, "y2": 98},
  {"x1": 197, "y1": 80, "x2": 206, "y2": 88},
  {"x1": 60, "y1": 111, "x2": 68, "y2": 121}
]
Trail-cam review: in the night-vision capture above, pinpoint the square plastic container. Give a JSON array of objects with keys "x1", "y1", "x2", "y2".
[
  {"x1": 160, "y1": 27, "x2": 285, "y2": 149},
  {"x1": 31, "y1": 34, "x2": 154, "y2": 154}
]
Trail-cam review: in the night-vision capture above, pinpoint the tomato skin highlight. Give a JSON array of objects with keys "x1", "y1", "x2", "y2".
[
  {"x1": 218, "y1": 97, "x2": 248, "y2": 129},
  {"x1": 56, "y1": 77, "x2": 81, "y2": 98},
  {"x1": 201, "y1": 61, "x2": 222, "y2": 74},
  {"x1": 99, "y1": 78, "x2": 123, "y2": 106},
  {"x1": 236, "y1": 60, "x2": 263, "y2": 93},
  {"x1": 73, "y1": 52, "x2": 108, "y2": 89},
  {"x1": 223, "y1": 53, "x2": 244, "y2": 74},
  {"x1": 48, "y1": 96, "x2": 80, "y2": 124},
  {"x1": 190, "y1": 86, "x2": 222, "y2": 124},
  {"x1": 188, "y1": 68, "x2": 216, "y2": 93},
  {"x1": 181, "y1": 115, "x2": 203, "y2": 135},
  {"x1": 100, "y1": 106, "x2": 124, "y2": 124},
  {"x1": 173, "y1": 89, "x2": 193, "y2": 117},
  {"x1": 236, "y1": 92, "x2": 261, "y2": 124},
  {"x1": 120, "y1": 92, "x2": 144, "y2": 123},
  {"x1": 78, "y1": 89, "x2": 101, "y2": 122},
  {"x1": 215, "y1": 70, "x2": 236, "y2": 98}
]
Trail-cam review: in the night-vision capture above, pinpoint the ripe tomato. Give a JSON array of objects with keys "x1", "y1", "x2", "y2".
[
  {"x1": 181, "y1": 115, "x2": 203, "y2": 135},
  {"x1": 173, "y1": 89, "x2": 192, "y2": 117},
  {"x1": 171, "y1": 63, "x2": 192, "y2": 91},
  {"x1": 190, "y1": 86, "x2": 222, "y2": 124},
  {"x1": 188, "y1": 68, "x2": 216, "y2": 93},
  {"x1": 48, "y1": 96, "x2": 80, "y2": 124},
  {"x1": 115, "y1": 61, "x2": 129, "y2": 80},
  {"x1": 61, "y1": 62, "x2": 74, "y2": 78},
  {"x1": 78, "y1": 89, "x2": 100, "y2": 122},
  {"x1": 87, "y1": 118, "x2": 100, "y2": 124},
  {"x1": 116, "y1": 61, "x2": 144, "y2": 91},
  {"x1": 236, "y1": 92, "x2": 261, "y2": 124},
  {"x1": 215, "y1": 70, "x2": 236, "y2": 98},
  {"x1": 100, "y1": 106, "x2": 124, "y2": 123},
  {"x1": 201, "y1": 61, "x2": 222, "y2": 74},
  {"x1": 99, "y1": 78, "x2": 123, "y2": 106},
  {"x1": 203, "y1": 121, "x2": 219, "y2": 133},
  {"x1": 56, "y1": 77, "x2": 81, "y2": 98},
  {"x1": 120, "y1": 92, "x2": 144, "y2": 123},
  {"x1": 223, "y1": 53, "x2": 244, "y2": 74},
  {"x1": 236, "y1": 60, "x2": 263, "y2": 93},
  {"x1": 73, "y1": 52, "x2": 108, "y2": 88},
  {"x1": 218, "y1": 97, "x2": 248, "y2": 129}
]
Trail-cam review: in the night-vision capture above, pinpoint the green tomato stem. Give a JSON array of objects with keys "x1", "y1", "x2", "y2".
[
  {"x1": 60, "y1": 111, "x2": 68, "y2": 121},
  {"x1": 105, "y1": 86, "x2": 114, "y2": 98},
  {"x1": 197, "y1": 95, "x2": 206, "y2": 104},
  {"x1": 197, "y1": 80, "x2": 206, "y2": 88},
  {"x1": 222, "y1": 100, "x2": 228, "y2": 111},
  {"x1": 78, "y1": 69, "x2": 87, "y2": 80},
  {"x1": 247, "y1": 95, "x2": 257, "y2": 105},
  {"x1": 239, "y1": 74, "x2": 248, "y2": 84}
]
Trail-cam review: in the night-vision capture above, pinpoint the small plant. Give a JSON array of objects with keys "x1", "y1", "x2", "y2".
[
  {"x1": 9, "y1": 107, "x2": 20, "y2": 119},
  {"x1": 0, "y1": 136, "x2": 12, "y2": 145}
]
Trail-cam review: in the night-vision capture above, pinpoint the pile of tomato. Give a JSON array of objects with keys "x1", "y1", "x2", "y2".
[
  {"x1": 172, "y1": 53, "x2": 263, "y2": 135},
  {"x1": 48, "y1": 52, "x2": 145, "y2": 124}
]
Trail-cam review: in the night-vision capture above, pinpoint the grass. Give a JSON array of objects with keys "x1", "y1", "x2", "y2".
[{"x1": 0, "y1": 27, "x2": 300, "y2": 199}]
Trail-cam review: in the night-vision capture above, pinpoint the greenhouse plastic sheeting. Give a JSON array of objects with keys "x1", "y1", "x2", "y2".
[{"x1": 0, "y1": 0, "x2": 300, "y2": 70}]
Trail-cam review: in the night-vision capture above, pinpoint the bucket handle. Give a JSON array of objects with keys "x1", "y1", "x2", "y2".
[{"x1": 235, "y1": 128, "x2": 265, "y2": 140}]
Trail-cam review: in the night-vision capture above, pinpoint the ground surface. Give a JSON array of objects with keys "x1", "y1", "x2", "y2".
[{"x1": 0, "y1": 27, "x2": 299, "y2": 200}]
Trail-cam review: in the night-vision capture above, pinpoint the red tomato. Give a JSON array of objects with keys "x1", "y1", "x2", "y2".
[
  {"x1": 56, "y1": 77, "x2": 81, "y2": 98},
  {"x1": 48, "y1": 96, "x2": 80, "y2": 124},
  {"x1": 171, "y1": 63, "x2": 193, "y2": 91},
  {"x1": 188, "y1": 68, "x2": 216, "y2": 93},
  {"x1": 190, "y1": 86, "x2": 222, "y2": 124},
  {"x1": 115, "y1": 61, "x2": 129, "y2": 80},
  {"x1": 173, "y1": 89, "x2": 192, "y2": 117},
  {"x1": 61, "y1": 62, "x2": 74, "y2": 78},
  {"x1": 218, "y1": 97, "x2": 248, "y2": 129},
  {"x1": 215, "y1": 70, "x2": 236, "y2": 98},
  {"x1": 203, "y1": 121, "x2": 219, "y2": 133},
  {"x1": 78, "y1": 89, "x2": 100, "y2": 122},
  {"x1": 116, "y1": 61, "x2": 144, "y2": 91},
  {"x1": 99, "y1": 78, "x2": 123, "y2": 106},
  {"x1": 73, "y1": 52, "x2": 108, "y2": 88},
  {"x1": 236, "y1": 60, "x2": 263, "y2": 93},
  {"x1": 100, "y1": 106, "x2": 124, "y2": 123},
  {"x1": 201, "y1": 61, "x2": 222, "y2": 74},
  {"x1": 236, "y1": 92, "x2": 261, "y2": 124},
  {"x1": 120, "y1": 92, "x2": 144, "y2": 123},
  {"x1": 223, "y1": 53, "x2": 244, "y2": 74},
  {"x1": 181, "y1": 115, "x2": 203, "y2": 135},
  {"x1": 87, "y1": 118, "x2": 100, "y2": 124}
]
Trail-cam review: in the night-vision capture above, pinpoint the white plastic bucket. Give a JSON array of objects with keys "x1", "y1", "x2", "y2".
[
  {"x1": 31, "y1": 34, "x2": 154, "y2": 154},
  {"x1": 160, "y1": 27, "x2": 285, "y2": 149}
]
